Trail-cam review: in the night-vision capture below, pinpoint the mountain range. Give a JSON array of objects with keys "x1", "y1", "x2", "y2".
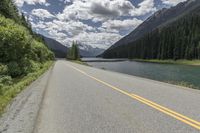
[{"x1": 78, "y1": 44, "x2": 105, "y2": 57}]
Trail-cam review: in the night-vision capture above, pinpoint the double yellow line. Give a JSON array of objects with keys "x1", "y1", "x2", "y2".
[{"x1": 66, "y1": 63, "x2": 200, "y2": 130}]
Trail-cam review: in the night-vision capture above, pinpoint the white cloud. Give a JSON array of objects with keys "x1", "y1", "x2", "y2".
[
  {"x1": 31, "y1": 9, "x2": 55, "y2": 19},
  {"x1": 44, "y1": 20, "x2": 95, "y2": 36},
  {"x1": 31, "y1": 21, "x2": 47, "y2": 29},
  {"x1": 161, "y1": 0, "x2": 187, "y2": 6},
  {"x1": 57, "y1": 0, "x2": 156, "y2": 22},
  {"x1": 59, "y1": 0, "x2": 71, "y2": 4},
  {"x1": 56, "y1": 0, "x2": 91, "y2": 21},
  {"x1": 62, "y1": 31, "x2": 122, "y2": 49},
  {"x1": 131, "y1": 0, "x2": 156, "y2": 16},
  {"x1": 24, "y1": 0, "x2": 157, "y2": 49},
  {"x1": 101, "y1": 19, "x2": 143, "y2": 32},
  {"x1": 14, "y1": 0, "x2": 50, "y2": 7},
  {"x1": 30, "y1": 18, "x2": 123, "y2": 48}
]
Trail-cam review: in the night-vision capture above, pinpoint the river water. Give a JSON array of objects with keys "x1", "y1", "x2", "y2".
[{"x1": 82, "y1": 58, "x2": 200, "y2": 89}]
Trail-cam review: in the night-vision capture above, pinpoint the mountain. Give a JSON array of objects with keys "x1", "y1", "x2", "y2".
[
  {"x1": 78, "y1": 44, "x2": 105, "y2": 57},
  {"x1": 42, "y1": 36, "x2": 68, "y2": 58},
  {"x1": 108, "y1": 0, "x2": 200, "y2": 50},
  {"x1": 41, "y1": 35, "x2": 105, "y2": 58},
  {"x1": 102, "y1": 0, "x2": 200, "y2": 60}
]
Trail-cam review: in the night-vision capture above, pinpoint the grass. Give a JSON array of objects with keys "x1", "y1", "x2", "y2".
[
  {"x1": 70, "y1": 60, "x2": 90, "y2": 66},
  {"x1": 0, "y1": 61, "x2": 54, "y2": 116},
  {"x1": 165, "y1": 81, "x2": 199, "y2": 90},
  {"x1": 132, "y1": 59, "x2": 200, "y2": 66}
]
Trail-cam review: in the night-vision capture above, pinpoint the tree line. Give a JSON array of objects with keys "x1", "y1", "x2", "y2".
[{"x1": 102, "y1": 12, "x2": 200, "y2": 60}]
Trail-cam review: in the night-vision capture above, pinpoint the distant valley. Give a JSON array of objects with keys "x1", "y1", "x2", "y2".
[{"x1": 42, "y1": 36, "x2": 105, "y2": 58}]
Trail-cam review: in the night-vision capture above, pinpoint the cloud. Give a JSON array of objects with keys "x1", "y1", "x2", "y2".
[
  {"x1": 57, "y1": 0, "x2": 156, "y2": 22},
  {"x1": 22, "y1": 0, "x2": 158, "y2": 49},
  {"x1": 31, "y1": 20, "x2": 47, "y2": 29},
  {"x1": 90, "y1": 0, "x2": 134, "y2": 17},
  {"x1": 30, "y1": 18, "x2": 122, "y2": 48},
  {"x1": 31, "y1": 9, "x2": 55, "y2": 19},
  {"x1": 101, "y1": 18, "x2": 143, "y2": 33},
  {"x1": 59, "y1": 0, "x2": 71, "y2": 4},
  {"x1": 45, "y1": 20, "x2": 95, "y2": 36},
  {"x1": 131, "y1": 0, "x2": 156, "y2": 16},
  {"x1": 62, "y1": 31, "x2": 122, "y2": 49},
  {"x1": 161, "y1": 0, "x2": 187, "y2": 6},
  {"x1": 14, "y1": 0, "x2": 50, "y2": 7},
  {"x1": 56, "y1": 0, "x2": 91, "y2": 21}
]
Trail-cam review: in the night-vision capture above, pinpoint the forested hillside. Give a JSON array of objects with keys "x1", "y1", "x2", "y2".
[
  {"x1": 0, "y1": 0, "x2": 54, "y2": 114},
  {"x1": 102, "y1": 1, "x2": 200, "y2": 60},
  {"x1": 103, "y1": 13, "x2": 200, "y2": 60},
  {"x1": 41, "y1": 35, "x2": 68, "y2": 58}
]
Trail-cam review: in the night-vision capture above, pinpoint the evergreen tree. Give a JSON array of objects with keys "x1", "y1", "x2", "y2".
[
  {"x1": 0, "y1": 0, "x2": 21, "y2": 23},
  {"x1": 66, "y1": 41, "x2": 80, "y2": 60}
]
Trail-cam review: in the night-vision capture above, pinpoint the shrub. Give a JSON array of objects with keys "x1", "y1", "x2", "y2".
[
  {"x1": 0, "y1": 75, "x2": 12, "y2": 85},
  {"x1": 0, "y1": 16, "x2": 54, "y2": 64},
  {"x1": 0, "y1": 64, "x2": 8, "y2": 75},
  {"x1": 0, "y1": 84, "x2": 3, "y2": 95},
  {"x1": 0, "y1": 18, "x2": 32, "y2": 63},
  {"x1": 7, "y1": 61, "x2": 22, "y2": 77},
  {"x1": 0, "y1": 16, "x2": 54, "y2": 78}
]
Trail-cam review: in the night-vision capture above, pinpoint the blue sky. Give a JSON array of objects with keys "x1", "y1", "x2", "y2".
[{"x1": 14, "y1": 0, "x2": 187, "y2": 49}]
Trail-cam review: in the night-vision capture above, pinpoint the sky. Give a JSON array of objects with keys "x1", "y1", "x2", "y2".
[{"x1": 14, "y1": 0, "x2": 187, "y2": 49}]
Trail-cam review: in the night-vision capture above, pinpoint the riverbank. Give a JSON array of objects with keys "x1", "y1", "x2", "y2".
[
  {"x1": 165, "y1": 81, "x2": 199, "y2": 90},
  {"x1": 132, "y1": 59, "x2": 200, "y2": 66},
  {"x1": 87, "y1": 60, "x2": 200, "y2": 90}
]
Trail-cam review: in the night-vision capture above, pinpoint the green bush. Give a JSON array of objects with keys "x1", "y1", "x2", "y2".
[
  {"x1": 0, "y1": 84, "x2": 3, "y2": 95},
  {"x1": 0, "y1": 75, "x2": 12, "y2": 85},
  {"x1": 0, "y1": 64, "x2": 8, "y2": 75},
  {"x1": 7, "y1": 61, "x2": 23, "y2": 77},
  {"x1": 0, "y1": 18, "x2": 31, "y2": 63},
  {"x1": 0, "y1": 16, "x2": 54, "y2": 63},
  {"x1": 0, "y1": 75, "x2": 12, "y2": 95},
  {"x1": 0, "y1": 16, "x2": 54, "y2": 77},
  {"x1": 31, "y1": 40, "x2": 54, "y2": 62}
]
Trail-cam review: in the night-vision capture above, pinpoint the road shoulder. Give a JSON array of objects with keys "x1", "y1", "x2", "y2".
[{"x1": 0, "y1": 67, "x2": 53, "y2": 133}]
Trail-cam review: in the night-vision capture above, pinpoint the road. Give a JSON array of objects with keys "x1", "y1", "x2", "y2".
[{"x1": 34, "y1": 60, "x2": 200, "y2": 133}]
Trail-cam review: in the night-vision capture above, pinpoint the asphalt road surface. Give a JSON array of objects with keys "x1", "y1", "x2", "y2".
[{"x1": 34, "y1": 60, "x2": 200, "y2": 133}]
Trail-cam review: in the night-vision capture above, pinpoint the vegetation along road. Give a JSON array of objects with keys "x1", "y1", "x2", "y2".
[{"x1": 31, "y1": 60, "x2": 200, "y2": 133}]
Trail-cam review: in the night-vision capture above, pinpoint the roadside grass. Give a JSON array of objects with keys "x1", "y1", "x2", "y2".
[
  {"x1": 70, "y1": 60, "x2": 90, "y2": 66},
  {"x1": 0, "y1": 61, "x2": 54, "y2": 116},
  {"x1": 132, "y1": 59, "x2": 200, "y2": 66}
]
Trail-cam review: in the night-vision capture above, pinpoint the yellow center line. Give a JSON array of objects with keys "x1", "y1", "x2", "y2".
[
  {"x1": 129, "y1": 94, "x2": 200, "y2": 130},
  {"x1": 66, "y1": 63, "x2": 200, "y2": 130},
  {"x1": 131, "y1": 93, "x2": 200, "y2": 126}
]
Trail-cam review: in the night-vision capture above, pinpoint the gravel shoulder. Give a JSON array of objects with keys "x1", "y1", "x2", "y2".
[{"x1": 0, "y1": 67, "x2": 53, "y2": 133}]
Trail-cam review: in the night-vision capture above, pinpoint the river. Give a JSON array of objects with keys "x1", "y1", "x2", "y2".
[{"x1": 82, "y1": 58, "x2": 200, "y2": 89}]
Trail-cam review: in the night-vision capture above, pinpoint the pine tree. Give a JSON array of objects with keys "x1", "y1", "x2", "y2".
[{"x1": 66, "y1": 41, "x2": 80, "y2": 60}]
